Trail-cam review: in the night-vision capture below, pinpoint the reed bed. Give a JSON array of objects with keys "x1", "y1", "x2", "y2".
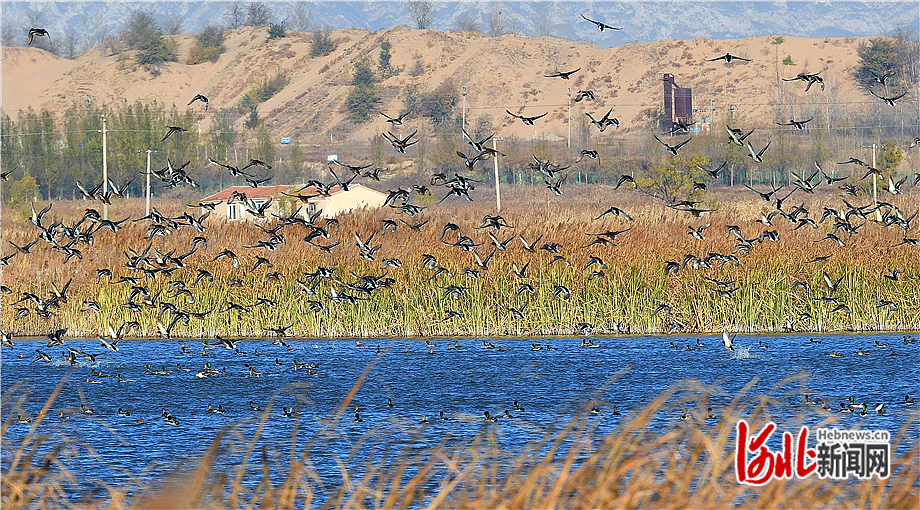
[
  {"x1": 1, "y1": 184, "x2": 918, "y2": 337},
  {"x1": 2, "y1": 373, "x2": 917, "y2": 509}
]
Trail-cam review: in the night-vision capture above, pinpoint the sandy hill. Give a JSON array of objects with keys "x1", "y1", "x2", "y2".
[{"x1": 1, "y1": 27, "x2": 875, "y2": 144}]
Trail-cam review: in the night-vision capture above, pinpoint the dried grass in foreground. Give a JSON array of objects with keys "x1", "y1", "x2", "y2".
[{"x1": 2, "y1": 372, "x2": 917, "y2": 509}]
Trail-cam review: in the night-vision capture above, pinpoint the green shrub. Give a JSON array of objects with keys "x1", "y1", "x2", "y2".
[
  {"x1": 136, "y1": 32, "x2": 177, "y2": 65},
  {"x1": 188, "y1": 25, "x2": 225, "y2": 64},
  {"x1": 254, "y1": 72, "x2": 289, "y2": 102},
  {"x1": 267, "y1": 23, "x2": 286, "y2": 41},
  {"x1": 310, "y1": 30, "x2": 336, "y2": 57},
  {"x1": 5, "y1": 172, "x2": 38, "y2": 207}
]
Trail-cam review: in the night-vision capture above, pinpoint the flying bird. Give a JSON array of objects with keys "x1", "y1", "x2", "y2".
[
  {"x1": 544, "y1": 68, "x2": 580, "y2": 79},
  {"x1": 380, "y1": 110, "x2": 411, "y2": 125},
  {"x1": 870, "y1": 70, "x2": 896, "y2": 86},
  {"x1": 586, "y1": 109, "x2": 619, "y2": 131},
  {"x1": 581, "y1": 14, "x2": 621, "y2": 31},
  {"x1": 723, "y1": 330, "x2": 735, "y2": 353},
  {"x1": 507, "y1": 110, "x2": 548, "y2": 126},
  {"x1": 776, "y1": 118, "x2": 813, "y2": 131},
  {"x1": 188, "y1": 94, "x2": 209, "y2": 111},
  {"x1": 573, "y1": 90, "x2": 596, "y2": 102},
  {"x1": 708, "y1": 53, "x2": 750, "y2": 64},
  {"x1": 162, "y1": 126, "x2": 187, "y2": 142},
  {"x1": 653, "y1": 135, "x2": 691, "y2": 156},
  {"x1": 28, "y1": 28, "x2": 50, "y2": 45},
  {"x1": 746, "y1": 141, "x2": 771, "y2": 163},
  {"x1": 868, "y1": 89, "x2": 907, "y2": 107}
]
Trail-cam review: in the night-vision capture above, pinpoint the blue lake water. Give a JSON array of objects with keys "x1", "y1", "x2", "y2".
[{"x1": 2, "y1": 333, "x2": 918, "y2": 503}]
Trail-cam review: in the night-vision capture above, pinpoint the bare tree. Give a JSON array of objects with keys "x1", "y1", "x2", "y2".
[
  {"x1": 86, "y1": 17, "x2": 110, "y2": 53},
  {"x1": 532, "y1": 2, "x2": 555, "y2": 37},
  {"x1": 286, "y1": 3, "x2": 315, "y2": 32},
  {"x1": 487, "y1": 3, "x2": 513, "y2": 37},
  {"x1": 162, "y1": 12, "x2": 185, "y2": 35},
  {"x1": 408, "y1": 1, "x2": 435, "y2": 30},
  {"x1": 23, "y1": 12, "x2": 54, "y2": 52},
  {"x1": 246, "y1": 2, "x2": 273, "y2": 27},
  {"x1": 1, "y1": 23, "x2": 17, "y2": 46},
  {"x1": 454, "y1": 10, "x2": 480, "y2": 33},
  {"x1": 61, "y1": 29, "x2": 78, "y2": 59},
  {"x1": 224, "y1": 1, "x2": 246, "y2": 30}
]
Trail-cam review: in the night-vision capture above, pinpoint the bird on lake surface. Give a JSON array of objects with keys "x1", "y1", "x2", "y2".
[{"x1": 723, "y1": 330, "x2": 735, "y2": 353}]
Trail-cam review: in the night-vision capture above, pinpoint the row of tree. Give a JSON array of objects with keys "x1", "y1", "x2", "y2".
[
  {"x1": 0, "y1": 102, "x2": 292, "y2": 204},
  {"x1": 1, "y1": 94, "x2": 911, "y2": 208}
]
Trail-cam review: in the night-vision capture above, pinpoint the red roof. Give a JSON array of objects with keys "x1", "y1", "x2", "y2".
[{"x1": 202, "y1": 185, "x2": 295, "y2": 202}]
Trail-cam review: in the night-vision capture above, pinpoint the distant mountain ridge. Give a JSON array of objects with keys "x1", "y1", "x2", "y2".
[{"x1": 2, "y1": 1, "x2": 917, "y2": 50}]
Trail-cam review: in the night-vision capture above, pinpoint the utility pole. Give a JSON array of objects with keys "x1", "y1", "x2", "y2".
[
  {"x1": 493, "y1": 138, "x2": 503, "y2": 212},
  {"x1": 709, "y1": 94, "x2": 714, "y2": 131},
  {"x1": 101, "y1": 114, "x2": 108, "y2": 220},
  {"x1": 862, "y1": 143, "x2": 881, "y2": 221},
  {"x1": 461, "y1": 86, "x2": 467, "y2": 137},
  {"x1": 139, "y1": 149, "x2": 158, "y2": 215},
  {"x1": 567, "y1": 88, "x2": 572, "y2": 149}
]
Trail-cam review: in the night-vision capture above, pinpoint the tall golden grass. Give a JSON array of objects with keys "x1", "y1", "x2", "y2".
[
  {"x1": 2, "y1": 372, "x2": 917, "y2": 509},
  {"x1": 1, "y1": 184, "x2": 918, "y2": 337}
]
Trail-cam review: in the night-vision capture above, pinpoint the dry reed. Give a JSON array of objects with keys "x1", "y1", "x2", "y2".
[
  {"x1": 1, "y1": 184, "x2": 918, "y2": 337},
  {"x1": 2, "y1": 372, "x2": 917, "y2": 509}
]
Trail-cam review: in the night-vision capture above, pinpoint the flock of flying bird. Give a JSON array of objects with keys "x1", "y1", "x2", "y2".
[{"x1": 3, "y1": 17, "x2": 919, "y2": 426}]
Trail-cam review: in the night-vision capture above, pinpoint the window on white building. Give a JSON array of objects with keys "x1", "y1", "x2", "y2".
[{"x1": 228, "y1": 204, "x2": 237, "y2": 220}]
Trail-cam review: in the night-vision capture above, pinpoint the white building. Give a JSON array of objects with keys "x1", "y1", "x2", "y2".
[{"x1": 202, "y1": 183, "x2": 387, "y2": 221}]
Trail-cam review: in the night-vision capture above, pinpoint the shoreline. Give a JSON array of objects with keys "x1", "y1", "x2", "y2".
[{"x1": 6, "y1": 329, "x2": 919, "y2": 341}]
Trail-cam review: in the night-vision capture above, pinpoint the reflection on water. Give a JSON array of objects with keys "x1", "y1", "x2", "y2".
[{"x1": 2, "y1": 333, "x2": 918, "y2": 499}]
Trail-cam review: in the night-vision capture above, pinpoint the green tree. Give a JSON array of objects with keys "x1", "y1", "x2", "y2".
[
  {"x1": 876, "y1": 140, "x2": 904, "y2": 174},
  {"x1": 379, "y1": 40, "x2": 393, "y2": 77},
  {"x1": 346, "y1": 58, "x2": 380, "y2": 123},
  {"x1": 6, "y1": 172, "x2": 38, "y2": 206},
  {"x1": 119, "y1": 10, "x2": 177, "y2": 67},
  {"x1": 635, "y1": 152, "x2": 711, "y2": 205},
  {"x1": 136, "y1": 31, "x2": 178, "y2": 66},
  {"x1": 289, "y1": 139, "x2": 305, "y2": 177},
  {"x1": 120, "y1": 10, "x2": 160, "y2": 50},
  {"x1": 255, "y1": 128, "x2": 276, "y2": 167},
  {"x1": 0, "y1": 114, "x2": 18, "y2": 182},
  {"x1": 856, "y1": 38, "x2": 903, "y2": 91},
  {"x1": 245, "y1": 105, "x2": 260, "y2": 129},
  {"x1": 417, "y1": 81, "x2": 456, "y2": 126}
]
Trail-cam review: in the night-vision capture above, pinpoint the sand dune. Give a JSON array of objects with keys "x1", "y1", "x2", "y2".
[{"x1": 1, "y1": 27, "x2": 877, "y2": 143}]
